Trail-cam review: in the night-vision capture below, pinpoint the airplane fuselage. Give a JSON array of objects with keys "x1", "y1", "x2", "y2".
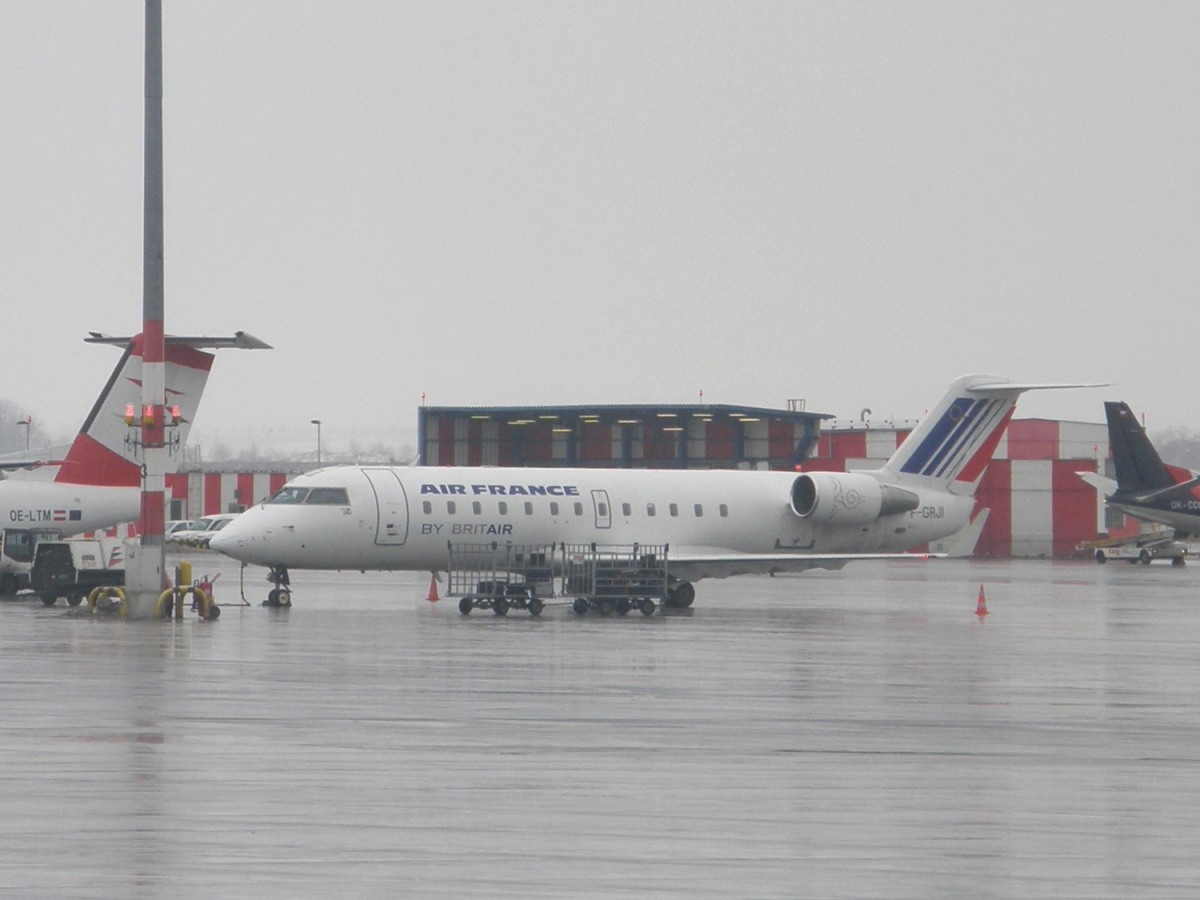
[
  {"x1": 0, "y1": 482, "x2": 139, "y2": 538},
  {"x1": 1107, "y1": 496, "x2": 1200, "y2": 537},
  {"x1": 213, "y1": 465, "x2": 975, "y2": 575}
]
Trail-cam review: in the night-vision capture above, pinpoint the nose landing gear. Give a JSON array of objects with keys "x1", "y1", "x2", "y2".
[{"x1": 263, "y1": 565, "x2": 292, "y2": 607}]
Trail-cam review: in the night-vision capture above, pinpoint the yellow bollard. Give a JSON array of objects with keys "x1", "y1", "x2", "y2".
[
  {"x1": 154, "y1": 588, "x2": 175, "y2": 618},
  {"x1": 89, "y1": 586, "x2": 128, "y2": 616}
]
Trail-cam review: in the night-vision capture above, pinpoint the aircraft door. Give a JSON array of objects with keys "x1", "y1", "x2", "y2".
[
  {"x1": 362, "y1": 468, "x2": 409, "y2": 546},
  {"x1": 591, "y1": 489, "x2": 612, "y2": 530}
]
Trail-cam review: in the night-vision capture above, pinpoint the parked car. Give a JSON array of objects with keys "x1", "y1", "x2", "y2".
[
  {"x1": 165, "y1": 519, "x2": 204, "y2": 542},
  {"x1": 170, "y1": 514, "x2": 240, "y2": 549}
]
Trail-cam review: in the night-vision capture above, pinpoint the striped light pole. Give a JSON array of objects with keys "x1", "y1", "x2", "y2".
[{"x1": 128, "y1": 0, "x2": 167, "y2": 618}]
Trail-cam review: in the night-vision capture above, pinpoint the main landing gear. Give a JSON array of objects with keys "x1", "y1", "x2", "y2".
[
  {"x1": 663, "y1": 579, "x2": 695, "y2": 610},
  {"x1": 263, "y1": 565, "x2": 292, "y2": 607}
]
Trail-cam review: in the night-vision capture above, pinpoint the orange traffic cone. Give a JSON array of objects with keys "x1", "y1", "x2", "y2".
[
  {"x1": 426, "y1": 574, "x2": 440, "y2": 604},
  {"x1": 975, "y1": 583, "x2": 988, "y2": 618}
]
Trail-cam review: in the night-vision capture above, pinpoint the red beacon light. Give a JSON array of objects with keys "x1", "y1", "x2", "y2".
[
  {"x1": 168, "y1": 404, "x2": 182, "y2": 425},
  {"x1": 142, "y1": 405, "x2": 155, "y2": 426},
  {"x1": 124, "y1": 404, "x2": 136, "y2": 426}
]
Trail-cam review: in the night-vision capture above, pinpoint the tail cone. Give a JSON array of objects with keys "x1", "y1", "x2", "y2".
[
  {"x1": 426, "y1": 574, "x2": 440, "y2": 604},
  {"x1": 975, "y1": 583, "x2": 988, "y2": 618}
]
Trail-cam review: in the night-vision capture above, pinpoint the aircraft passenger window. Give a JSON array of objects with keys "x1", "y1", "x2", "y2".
[
  {"x1": 472, "y1": 501, "x2": 482, "y2": 515},
  {"x1": 694, "y1": 504, "x2": 703, "y2": 517},
  {"x1": 268, "y1": 487, "x2": 309, "y2": 504},
  {"x1": 719, "y1": 504, "x2": 729, "y2": 517},
  {"x1": 306, "y1": 488, "x2": 349, "y2": 505},
  {"x1": 622, "y1": 503, "x2": 631, "y2": 517},
  {"x1": 447, "y1": 501, "x2": 457, "y2": 515},
  {"x1": 647, "y1": 503, "x2": 656, "y2": 516},
  {"x1": 422, "y1": 501, "x2": 432, "y2": 514},
  {"x1": 498, "y1": 501, "x2": 508, "y2": 515},
  {"x1": 524, "y1": 502, "x2": 533, "y2": 515},
  {"x1": 573, "y1": 502, "x2": 584, "y2": 516},
  {"x1": 550, "y1": 502, "x2": 559, "y2": 516},
  {"x1": 669, "y1": 503, "x2": 679, "y2": 517}
]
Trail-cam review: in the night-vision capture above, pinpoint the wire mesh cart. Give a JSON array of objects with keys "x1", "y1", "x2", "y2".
[
  {"x1": 446, "y1": 542, "x2": 556, "y2": 616},
  {"x1": 561, "y1": 542, "x2": 669, "y2": 617}
]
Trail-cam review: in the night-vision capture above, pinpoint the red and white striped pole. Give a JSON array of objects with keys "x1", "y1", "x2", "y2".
[{"x1": 128, "y1": 0, "x2": 167, "y2": 617}]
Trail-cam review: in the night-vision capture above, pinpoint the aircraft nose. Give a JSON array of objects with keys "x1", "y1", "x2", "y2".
[{"x1": 207, "y1": 524, "x2": 239, "y2": 555}]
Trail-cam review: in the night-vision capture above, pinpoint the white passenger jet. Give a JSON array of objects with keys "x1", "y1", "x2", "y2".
[
  {"x1": 211, "y1": 375, "x2": 1084, "y2": 610},
  {"x1": 0, "y1": 331, "x2": 268, "y2": 541}
]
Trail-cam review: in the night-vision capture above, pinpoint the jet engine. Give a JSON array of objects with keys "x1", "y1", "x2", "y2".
[{"x1": 790, "y1": 473, "x2": 920, "y2": 525}]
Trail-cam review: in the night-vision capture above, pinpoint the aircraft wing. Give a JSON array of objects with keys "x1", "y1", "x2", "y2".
[{"x1": 666, "y1": 546, "x2": 938, "y2": 580}]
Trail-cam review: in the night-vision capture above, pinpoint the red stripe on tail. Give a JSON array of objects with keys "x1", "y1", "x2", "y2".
[
  {"x1": 54, "y1": 434, "x2": 140, "y2": 487},
  {"x1": 954, "y1": 407, "x2": 1015, "y2": 485}
]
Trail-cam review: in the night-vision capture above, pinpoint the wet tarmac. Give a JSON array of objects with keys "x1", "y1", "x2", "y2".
[{"x1": 2, "y1": 553, "x2": 1199, "y2": 898}]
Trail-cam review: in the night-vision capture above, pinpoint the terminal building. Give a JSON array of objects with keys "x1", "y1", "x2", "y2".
[{"x1": 418, "y1": 402, "x2": 827, "y2": 470}]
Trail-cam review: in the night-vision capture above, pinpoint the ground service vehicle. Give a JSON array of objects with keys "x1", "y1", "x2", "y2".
[
  {"x1": 30, "y1": 540, "x2": 124, "y2": 607},
  {"x1": 0, "y1": 527, "x2": 63, "y2": 595}
]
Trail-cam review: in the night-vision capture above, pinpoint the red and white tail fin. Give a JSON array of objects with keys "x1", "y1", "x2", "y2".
[{"x1": 55, "y1": 335, "x2": 214, "y2": 487}]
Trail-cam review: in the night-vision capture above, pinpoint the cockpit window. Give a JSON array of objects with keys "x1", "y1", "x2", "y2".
[
  {"x1": 268, "y1": 487, "x2": 310, "y2": 504},
  {"x1": 306, "y1": 487, "x2": 350, "y2": 505}
]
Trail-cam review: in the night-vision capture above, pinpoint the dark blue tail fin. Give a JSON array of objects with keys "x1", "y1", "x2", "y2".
[{"x1": 1105, "y1": 401, "x2": 1174, "y2": 493}]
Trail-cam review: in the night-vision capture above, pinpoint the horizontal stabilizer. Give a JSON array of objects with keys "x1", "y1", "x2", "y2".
[
  {"x1": 1077, "y1": 470, "x2": 1117, "y2": 497},
  {"x1": 966, "y1": 381, "x2": 1108, "y2": 394},
  {"x1": 85, "y1": 331, "x2": 273, "y2": 350}
]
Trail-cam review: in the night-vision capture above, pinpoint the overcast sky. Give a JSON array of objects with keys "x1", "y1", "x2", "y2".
[{"x1": 2, "y1": 2, "x2": 1197, "y2": 456}]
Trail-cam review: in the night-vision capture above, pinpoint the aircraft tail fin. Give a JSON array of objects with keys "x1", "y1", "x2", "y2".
[
  {"x1": 882, "y1": 376, "x2": 1100, "y2": 497},
  {"x1": 54, "y1": 336, "x2": 216, "y2": 487},
  {"x1": 1104, "y1": 401, "x2": 1179, "y2": 494}
]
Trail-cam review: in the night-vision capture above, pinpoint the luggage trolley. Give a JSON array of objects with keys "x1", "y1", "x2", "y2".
[
  {"x1": 562, "y1": 542, "x2": 669, "y2": 617},
  {"x1": 447, "y1": 541, "x2": 557, "y2": 616}
]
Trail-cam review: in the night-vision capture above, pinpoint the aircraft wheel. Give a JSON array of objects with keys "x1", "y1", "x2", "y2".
[
  {"x1": 1139, "y1": 550, "x2": 1152, "y2": 566},
  {"x1": 493, "y1": 598, "x2": 509, "y2": 616},
  {"x1": 528, "y1": 597, "x2": 544, "y2": 617},
  {"x1": 572, "y1": 597, "x2": 589, "y2": 616},
  {"x1": 1094, "y1": 550, "x2": 1107, "y2": 564},
  {"x1": 615, "y1": 598, "x2": 631, "y2": 616},
  {"x1": 40, "y1": 594, "x2": 57, "y2": 607},
  {"x1": 458, "y1": 597, "x2": 473, "y2": 615},
  {"x1": 0, "y1": 573, "x2": 17, "y2": 596},
  {"x1": 670, "y1": 581, "x2": 695, "y2": 609},
  {"x1": 264, "y1": 588, "x2": 292, "y2": 607},
  {"x1": 639, "y1": 598, "x2": 656, "y2": 616}
]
